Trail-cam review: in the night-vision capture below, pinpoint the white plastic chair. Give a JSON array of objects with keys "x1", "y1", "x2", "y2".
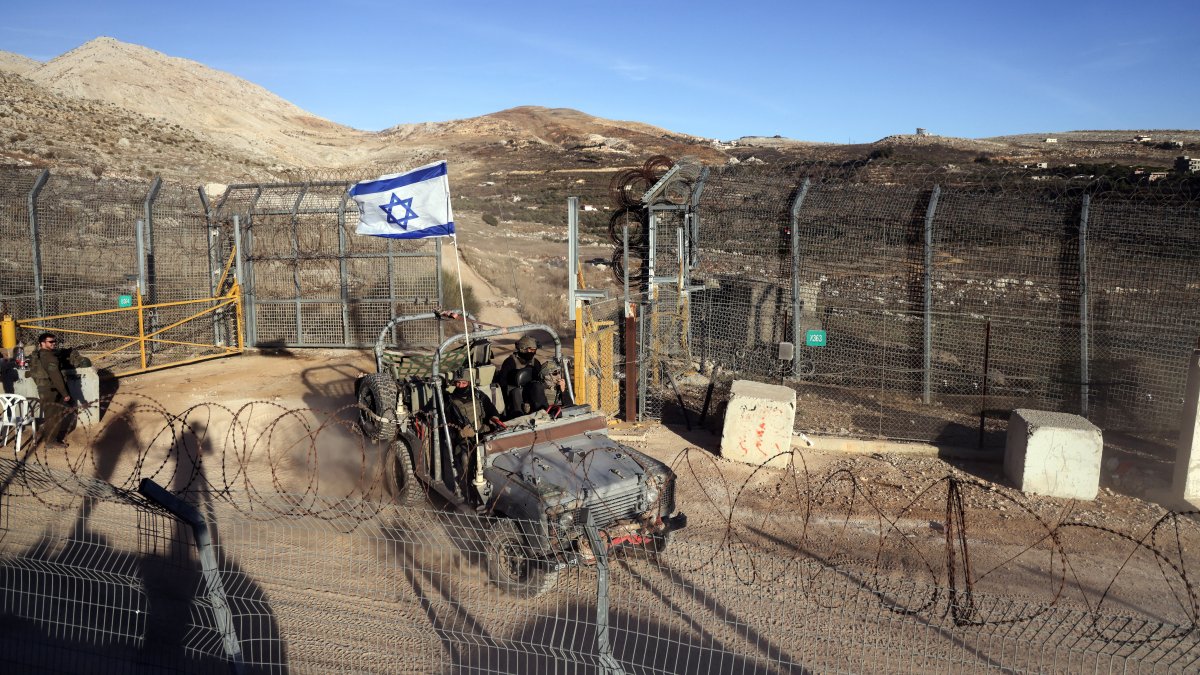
[{"x1": 0, "y1": 393, "x2": 37, "y2": 457}]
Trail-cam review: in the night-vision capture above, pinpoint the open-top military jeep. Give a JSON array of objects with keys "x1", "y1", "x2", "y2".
[{"x1": 356, "y1": 311, "x2": 686, "y2": 597}]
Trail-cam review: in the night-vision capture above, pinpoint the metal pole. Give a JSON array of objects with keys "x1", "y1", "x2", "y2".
[
  {"x1": 688, "y1": 167, "x2": 709, "y2": 270},
  {"x1": 434, "y1": 238, "x2": 443, "y2": 344},
  {"x1": 337, "y1": 191, "x2": 351, "y2": 346},
  {"x1": 789, "y1": 179, "x2": 811, "y2": 376},
  {"x1": 637, "y1": 310, "x2": 647, "y2": 421},
  {"x1": 143, "y1": 177, "x2": 162, "y2": 353},
  {"x1": 233, "y1": 215, "x2": 255, "y2": 347},
  {"x1": 135, "y1": 219, "x2": 149, "y2": 368},
  {"x1": 135, "y1": 219, "x2": 148, "y2": 300},
  {"x1": 233, "y1": 216, "x2": 245, "y2": 298},
  {"x1": 201, "y1": 186, "x2": 223, "y2": 347},
  {"x1": 246, "y1": 187, "x2": 264, "y2": 347},
  {"x1": 922, "y1": 185, "x2": 941, "y2": 405},
  {"x1": 138, "y1": 479, "x2": 246, "y2": 675},
  {"x1": 28, "y1": 169, "x2": 50, "y2": 318},
  {"x1": 290, "y1": 186, "x2": 307, "y2": 345},
  {"x1": 978, "y1": 319, "x2": 991, "y2": 449},
  {"x1": 567, "y1": 196, "x2": 580, "y2": 320},
  {"x1": 582, "y1": 509, "x2": 627, "y2": 675},
  {"x1": 1079, "y1": 194, "x2": 1091, "y2": 417},
  {"x1": 623, "y1": 224, "x2": 637, "y2": 422}
]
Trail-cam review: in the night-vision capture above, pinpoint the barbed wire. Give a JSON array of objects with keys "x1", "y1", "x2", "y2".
[{"x1": 3, "y1": 393, "x2": 1197, "y2": 643}]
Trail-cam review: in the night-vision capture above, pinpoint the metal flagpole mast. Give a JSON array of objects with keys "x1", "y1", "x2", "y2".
[{"x1": 449, "y1": 198, "x2": 487, "y2": 492}]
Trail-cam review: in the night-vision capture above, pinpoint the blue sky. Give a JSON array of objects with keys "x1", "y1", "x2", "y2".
[{"x1": 3, "y1": 1, "x2": 1197, "y2": 142}]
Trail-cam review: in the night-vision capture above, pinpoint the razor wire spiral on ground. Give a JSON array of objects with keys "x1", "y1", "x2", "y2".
[{"x1": 1, "y1": 391, "x2": 1197, "y2": 650}]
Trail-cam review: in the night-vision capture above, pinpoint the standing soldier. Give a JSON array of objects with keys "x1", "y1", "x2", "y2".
[{"x1": 27, "y1": 332, "x2": 90, "y2": 449}]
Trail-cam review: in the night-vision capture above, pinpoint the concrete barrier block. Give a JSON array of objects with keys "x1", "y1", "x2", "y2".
[
  {"x1": 65, "y1": 367, "x2": 101, "y2": 428},
  {"x1": 10, "y1": 367, "x2": 101, "y2": 429},
  {"x1": 1173, "y1": 345, "x2": 1200, "y2": 502},
  {"x1": 1004, "y1": 409, "x2": 1102, "y2": 500},
  {"x1": 720, "y1": 380, "x2": 796, "y2": 468}
]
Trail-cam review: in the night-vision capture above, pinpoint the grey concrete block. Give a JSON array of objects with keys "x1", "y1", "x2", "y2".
[
  {"x1": 1004, "y1": 409, "x2": 1102, "y2": 500},
  {"x1": 720, "y1": 380, "x2": 796, "y2": 468},
  {"x1": 11, "y1": 367, "x2": 101, "y2": 428}
]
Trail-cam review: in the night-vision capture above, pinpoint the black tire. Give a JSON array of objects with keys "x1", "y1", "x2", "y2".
[
  {"x1": 385, "y1": 432, "x2": 425, "y2": 506},
  {"x1": 486, "y1": 519, "x2": 559, "y2": 599},
  {"x1": 357, "y1": 373, "x2": 398, "y2": 442}
]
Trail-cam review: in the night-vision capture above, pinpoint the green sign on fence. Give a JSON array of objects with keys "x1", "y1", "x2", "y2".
[
  {"x1": 805, "y1": 329, "x2": 827, "y2": 347},
  {"x1": 118, "y1": 295, "x2": 133, "y2": 308}
]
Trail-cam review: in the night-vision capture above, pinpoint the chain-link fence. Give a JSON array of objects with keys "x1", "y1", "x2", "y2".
[
  {"x1": 211, "y1": 181, "x2": 444, "y2": 349},
  {"x1": 0, "y1": 168, "x2": 447, "y2": 373},
  {"x1": 2, "y1": 458, "x2": 1197, "y2": 674},
  {"x1": 618, "y1": 163, "x2": 1200, "y2": 448},
  {"x1": 0, "y1": 166, "x2": 225, "y2": 372}
]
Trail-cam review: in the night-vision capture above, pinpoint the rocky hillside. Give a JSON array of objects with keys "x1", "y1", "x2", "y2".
[{"x1": 0, "y1": 36, "x2": 1196, "y2": 188}]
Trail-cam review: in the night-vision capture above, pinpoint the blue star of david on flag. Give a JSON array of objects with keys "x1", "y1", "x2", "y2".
[
  {"x1": 381, "y1": 193, "x2": 419, "y2": 230},
  {"x1": 349, "y1": 160, "x2": 455, "y2": 239}
]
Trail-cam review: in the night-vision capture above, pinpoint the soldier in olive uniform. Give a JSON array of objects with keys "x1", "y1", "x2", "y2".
[
  {"x1": 444, "y1": 369, "x2": 504, "y2": 488},
  {"x1": 27, "y1": 332, "x2": 91, "y2": 448}
]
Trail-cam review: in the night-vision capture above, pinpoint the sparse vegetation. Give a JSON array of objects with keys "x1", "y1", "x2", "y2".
[{"x1": 441, "y1": 270, "x2": 480, "y2": 316}]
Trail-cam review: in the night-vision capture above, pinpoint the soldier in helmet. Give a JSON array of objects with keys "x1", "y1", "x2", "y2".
[
  {"x1": 445, "y1": 368, "x2": 503, "y2": 440},
  {"x1": 444, "y1": 368, "x2": 504, "y2": 487},
  {"x1": 498, "y1": 335, "x2": 546, "y2": 418}
]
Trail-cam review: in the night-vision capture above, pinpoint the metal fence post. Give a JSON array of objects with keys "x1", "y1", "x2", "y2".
[
  {"x1": 922, "y1": 185, "x2": 941, "y2": 405},
  {"x1": 28, "y1": 169, "x2": 49, "y2": 318},
  {"x1": 568, "y1": 196, "x2": 580, "y2": 320},
  {"x1": 582, "y1": 510, "x2": 626, "y2": 675},
  {"x1": 789, "y1": 179, "x2": 811, "y2": 375},
  {"x1": 138, "y1": 478, "x2": 246, "y2": 675},
  {"x1": 1079, "y1": 194, "x2": 1091, "y2": 417},
  {"x1": 143, "y1": 177, "x2": 162, "y2": 349},
  {"x1": 289, "y1": 187, "x2": 307, "y2": 344},
  {"x1": 203, "y1": 189, "x2": 226, "y2": 348},
  {"x1": 337, "y1": 191, "x2": 352, "y2": 345}
]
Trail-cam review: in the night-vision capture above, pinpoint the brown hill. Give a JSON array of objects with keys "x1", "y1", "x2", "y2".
[
  {"x1": 0, "y1": 51, "x2": 39, "y2": 75},
  {"x1": 1, "y1": 36, "x2": 1196, "y2": 187}
]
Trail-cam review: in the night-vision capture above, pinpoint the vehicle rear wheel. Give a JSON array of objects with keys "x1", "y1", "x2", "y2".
[
  {"x1": 486, "y1": 519, "x2": 559, "y2": 599},
  {"x1": 385, "y1": 432, "x2": 425, "y2": 506},
  {"x1": 357, "y1": 373, "x2": 398, "y2": 442}
]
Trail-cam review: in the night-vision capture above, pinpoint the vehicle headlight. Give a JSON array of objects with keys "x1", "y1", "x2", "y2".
[{"x1": 645, "y1": 478, "x2": 660, "y2": 506}]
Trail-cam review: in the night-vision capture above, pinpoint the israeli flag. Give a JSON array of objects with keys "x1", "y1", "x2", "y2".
[{"x1": 350, "y1": 160, "x2": 455, "y2": 238}]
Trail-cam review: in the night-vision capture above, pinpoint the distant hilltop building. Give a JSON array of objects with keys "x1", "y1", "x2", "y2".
[
  {"x1": 1176, "y1": 156, "x2": 1200, "y2": 173},
  {"x1": 915, "y1": 128, "x2": 929, "y2": 136},
  {"x1": 1043, "y1": 138, "x2": 1058, "y2": 143},
  {"x1": 1134, "y1": 135, "x2": 1153, "y2": 143}
]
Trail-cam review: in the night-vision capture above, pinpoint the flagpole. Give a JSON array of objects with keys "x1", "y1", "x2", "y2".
[{"x1": 450, "y1": 232, "x2": 482, "y2": 438}]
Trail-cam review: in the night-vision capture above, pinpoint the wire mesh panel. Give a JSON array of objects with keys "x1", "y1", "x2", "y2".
[
  {"x1": 651, "y1": 164, "x2": 1200, "y2": 447},
  {"x1": 0, "y1": 168, "x2": 226, "y2": 373},
  {"x1": 2, "y1": 471, "x2": 1198, "y2": 674},
  {"x1": 1086, "y1": 195, "x2": 1200, "y2": 438},
  {"x1": 215, "y1": 181, "x2": 442, "y2": 349}
]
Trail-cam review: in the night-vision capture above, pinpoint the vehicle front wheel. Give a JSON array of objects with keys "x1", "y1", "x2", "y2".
[
  {"x1": 385, "y1": 432, "x2": 425, "y2": 506},
  {"x1": 486, "y1": 519, "x2": 559, "y2": 599},
  {"x1": 357, "y1": 373, "x2": 398, "y2": 442}
]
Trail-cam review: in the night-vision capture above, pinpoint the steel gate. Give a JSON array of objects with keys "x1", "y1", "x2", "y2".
[{"x1": 211, "y1": 182, "x2": 443, "y2": 348}]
